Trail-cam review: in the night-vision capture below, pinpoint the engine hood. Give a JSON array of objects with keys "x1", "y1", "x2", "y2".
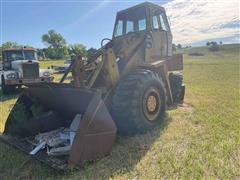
[
  {"x1": 11, "y1": 60, "x2": 39, "y2": 78},
  {"x1": 11, "y1": 60, "x2": 39, "y2": 71}
]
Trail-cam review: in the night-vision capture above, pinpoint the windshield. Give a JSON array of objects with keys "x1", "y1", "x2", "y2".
[
  {"x1": 5, "y1": 50, "x2": 24, "y2": 61},
  {"x1": 24, "y1": 50, "x2": 37, "y2": 60},
  {"x1": 114, "y1": 7, "x2": 147, "y2": 37},
  {"x1": 5, "y1": 50, "x2": 37, "y2": 61}
]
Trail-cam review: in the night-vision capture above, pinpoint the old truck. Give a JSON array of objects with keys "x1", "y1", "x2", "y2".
[
  {"x1": 1, "y1": 2, "x2": 185, "y2": 169},
  {"x1": 0, "y1": 48, "x2": 53, "y2": 94}
]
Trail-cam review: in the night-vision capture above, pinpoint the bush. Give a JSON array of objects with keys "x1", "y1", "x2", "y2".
[
  {"x1": 209, "y1": 44, "x2": 220, "y2": 52},
  {"x1": 45, "y1": 46, "x2": 69, "y2": 59},
  {"x1": 207, "y1": 41, "x2": 220, "y2": 52}
]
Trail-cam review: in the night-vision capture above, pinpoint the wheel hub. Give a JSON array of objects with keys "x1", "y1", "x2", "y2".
[
  {"x1": 146, "y1": 95, "x2": 157, "y2": 112},
  {"x1": 143, "y1": 87, "x2": 161, "y2": 121}
]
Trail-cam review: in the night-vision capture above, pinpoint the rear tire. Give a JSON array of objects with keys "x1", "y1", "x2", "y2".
[
  {"x1": 169, "y1": 73, "x2": 184, "y2": 103},
  {"x1": 1, "y1": 76, "x2": 16, "y2": 95},
  {"x1": 111, "y1": 69, "x2": 166, "y2": 135}
]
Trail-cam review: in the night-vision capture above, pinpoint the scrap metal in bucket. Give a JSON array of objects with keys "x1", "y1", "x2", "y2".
[
  {"x1": 0, "y1": 83, "x2": 117, "y2": 170},
  {"x1": 30, "y1": 114, "x2": 81, "y2": 156}
]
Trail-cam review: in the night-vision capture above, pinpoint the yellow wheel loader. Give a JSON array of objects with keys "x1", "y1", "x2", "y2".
[{"x1": 0, "y1": 2, "x2": 185, "y2": 169}]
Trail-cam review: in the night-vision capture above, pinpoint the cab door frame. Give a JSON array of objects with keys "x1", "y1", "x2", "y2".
[{"x1": 149, "y1": 8, "x2": 172, "y2": 58}]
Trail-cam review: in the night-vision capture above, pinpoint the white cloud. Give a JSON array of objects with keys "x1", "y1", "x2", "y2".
[{"x1": 163, "y1": 0, "x2": 240, "y2": 44}]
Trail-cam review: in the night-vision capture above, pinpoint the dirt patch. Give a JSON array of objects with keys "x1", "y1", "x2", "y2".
[
  {"x1": 167, "y1": 103, "x2": 194, "y2": 113},
  {"x1": 178, "y1": 103, "x2": 194, "y2": 113},
  {"x1": 188, "y1": 52, "x2": 204, "y2": 56}
]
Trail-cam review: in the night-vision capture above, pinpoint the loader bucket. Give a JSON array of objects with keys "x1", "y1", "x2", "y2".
[{"x1": 0, "y1": 83, "x2": 117, "y2": 170}]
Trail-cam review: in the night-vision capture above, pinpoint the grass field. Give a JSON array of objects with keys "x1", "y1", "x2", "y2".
[{"x1": 0, "y1": 44, "x2": 239, "y2": 179}]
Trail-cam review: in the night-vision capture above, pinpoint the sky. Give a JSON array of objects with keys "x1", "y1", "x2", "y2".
[{"x1": 1, "y1": 0, "x2": 239, "y2": 49}]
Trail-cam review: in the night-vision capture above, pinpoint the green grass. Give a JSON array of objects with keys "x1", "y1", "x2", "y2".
[
  {"x1": 0, "y1": 44, "x2": 239, "y2": 179},
  {"x1": 40, "y1": 59, "x2": 66, "y2": 82}
]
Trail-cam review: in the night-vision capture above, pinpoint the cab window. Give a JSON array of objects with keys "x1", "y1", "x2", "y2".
[
  {"x1": 138, "y1": 19, "x2": 146, "y2": 31},
  {"x1": 24, "y1": 51, "x2": 37, "y2": 60},
  {"x1": 5, "y1": 51, "x2": 24, "y2": 61},
  {"x1": 126, "y1": 20, "x2": 134, "y2": 33},
  {"x1": 114, "y1": 7, "x2": 147, "y2": 37},
  {"x1": 152, "y1": 15, "x2": 159, "y2": 29},
  {"x1": 159, "y1": 14, "x2": 168, "y2": 31},
  {"x1": 114, "y1": 20, "x2": 123, "y2": 37}
]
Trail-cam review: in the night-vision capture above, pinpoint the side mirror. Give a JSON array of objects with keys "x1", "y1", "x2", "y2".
[{"x1": 3, "y1": 61, "x2": 11, "y2": 70}]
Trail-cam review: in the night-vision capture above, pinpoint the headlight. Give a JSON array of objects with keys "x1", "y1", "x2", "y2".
[
  {"x1": 146, "y1": 42, "x2": 152, "y2": 48},
  {"x1": 6, "y1": 73, "x2": 17, "y2": 79},
  {"x1": 43, "y1": 71, "x2": 51, "y2": 77}
]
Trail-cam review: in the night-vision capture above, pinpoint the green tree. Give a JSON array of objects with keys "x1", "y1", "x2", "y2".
[
  {"x1": 208, "y1": 41, "x2": 220, "y2": 52},
  {"x1": 177, "y1": 44, "x2": 182, "y2": 49},
  {"x1": 68, "y1": 44, "x2": 87, "y2": 57},
  {"x1": 42, "y1": 30, "x2": 68, "y2": 59},
  {"x1": 36, "y1": 49, "x2": 46, "y2": 60},
  {"x1": 2, "y1": 41, "x2": 21, "y2": 49},
  {"x1": 44, "y1": 46, "x2": 69, "y2": 59},
  {"x1": 42, "y1": 30, "x2": 66, "y2": 48},
  {"x1": 87, "y1": 47, "x2": 98, "y2": 59}
]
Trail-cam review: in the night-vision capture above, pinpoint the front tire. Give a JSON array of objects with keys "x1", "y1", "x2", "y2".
[{"x1": 112, "y1": 69, "x2": 166, "y2": 135}]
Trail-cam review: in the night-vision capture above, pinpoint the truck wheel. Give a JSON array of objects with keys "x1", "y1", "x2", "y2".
[
  {"x1": 112, "y1": 69, "x2": 166, "y2": 135},
  {"x1": 169, "y1": 73, "x2": 184, "y2": 103},
  {"x1": 1, "y1": 76, "x2": 16, "y2": 95}
]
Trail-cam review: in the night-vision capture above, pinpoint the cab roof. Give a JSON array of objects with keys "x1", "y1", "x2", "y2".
[
  {"x1": 117, "y1": 2, "x2": 165, "y2": 15},
  {"x1": 3, "y1": 48, "x2": 36, "y2": 52}
]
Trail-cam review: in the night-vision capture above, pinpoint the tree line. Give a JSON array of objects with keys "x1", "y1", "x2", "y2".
[
  {"x1": 206, "y1": 41, "x2": 222, "y2": 52},
  {"x1": 0, "y1": 29, "x2": 98, "y2": 60}
]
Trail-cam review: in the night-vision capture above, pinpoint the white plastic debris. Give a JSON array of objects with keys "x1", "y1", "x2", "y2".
[
  {"x1": 29, "y1": 114, "x2": 82, "y2": 156},
  {"x1": 29, "y1": 141, "x2": 46, "y2": 155},
  {"x1": 47, "y1": 145, "x2": 71, "y2": 156}
]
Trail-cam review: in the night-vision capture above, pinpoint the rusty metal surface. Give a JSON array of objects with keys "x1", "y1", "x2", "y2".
[
  {"x1": 23, "y1": 83, "x2": 96, "y2": 119},
  {"x1": 2, "y1": 48, "x2": 36, "y2": 52},
  {"x1": 5, "y1": 77, "x2": 53, "y2": 85},
  {"x1": 3, "y1": 83, "x2": 117, "y2": 169},
  {"x1": 166, "y1": 54, "x2": 183, "y2": 71},
  {"x1": 0, "y1": 134, "x2": 68, "y2": 170},
  {"x1": 71, "y1": 55, "x2": 85, "y2": 88},
  {"x1": 69, "y1": 93, "x2": 117, "y2": 167}
]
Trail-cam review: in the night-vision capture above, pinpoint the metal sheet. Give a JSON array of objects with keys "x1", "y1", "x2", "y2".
[{"x1": 166, "y1": 54, "x2": 183, "y2": 71}]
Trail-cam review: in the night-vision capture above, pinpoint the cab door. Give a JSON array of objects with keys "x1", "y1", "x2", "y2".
[
  {"x1": 151, "y1": 11, "x2": 172, "y2": 58},
  {"x1": 112, "y1": 18, "x2": 147, "y2": 72},
  {"x1": 113, "y1": 19, "x2": 146, "y2": 61}
]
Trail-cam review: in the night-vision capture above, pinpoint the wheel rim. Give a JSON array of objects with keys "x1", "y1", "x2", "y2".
[
  {"x1": 143, "y1": 87, "x2": 161, "y2": 121},
  {"x1": 147, "y1": 95, "x2": 157, "y2": 112}
]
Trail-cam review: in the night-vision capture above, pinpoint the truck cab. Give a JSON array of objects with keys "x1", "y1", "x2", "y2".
[{"x1": 1, "y1": 48, "x2": 53, "y2": 94}]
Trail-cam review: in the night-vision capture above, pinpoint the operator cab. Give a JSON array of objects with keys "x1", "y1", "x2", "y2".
[
  {"x1": 112, "y1": 2, "x2": 172, "y2": 65},
  {"x1": 113, "y1": 5, "x2": 148, "y2": 37}
]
